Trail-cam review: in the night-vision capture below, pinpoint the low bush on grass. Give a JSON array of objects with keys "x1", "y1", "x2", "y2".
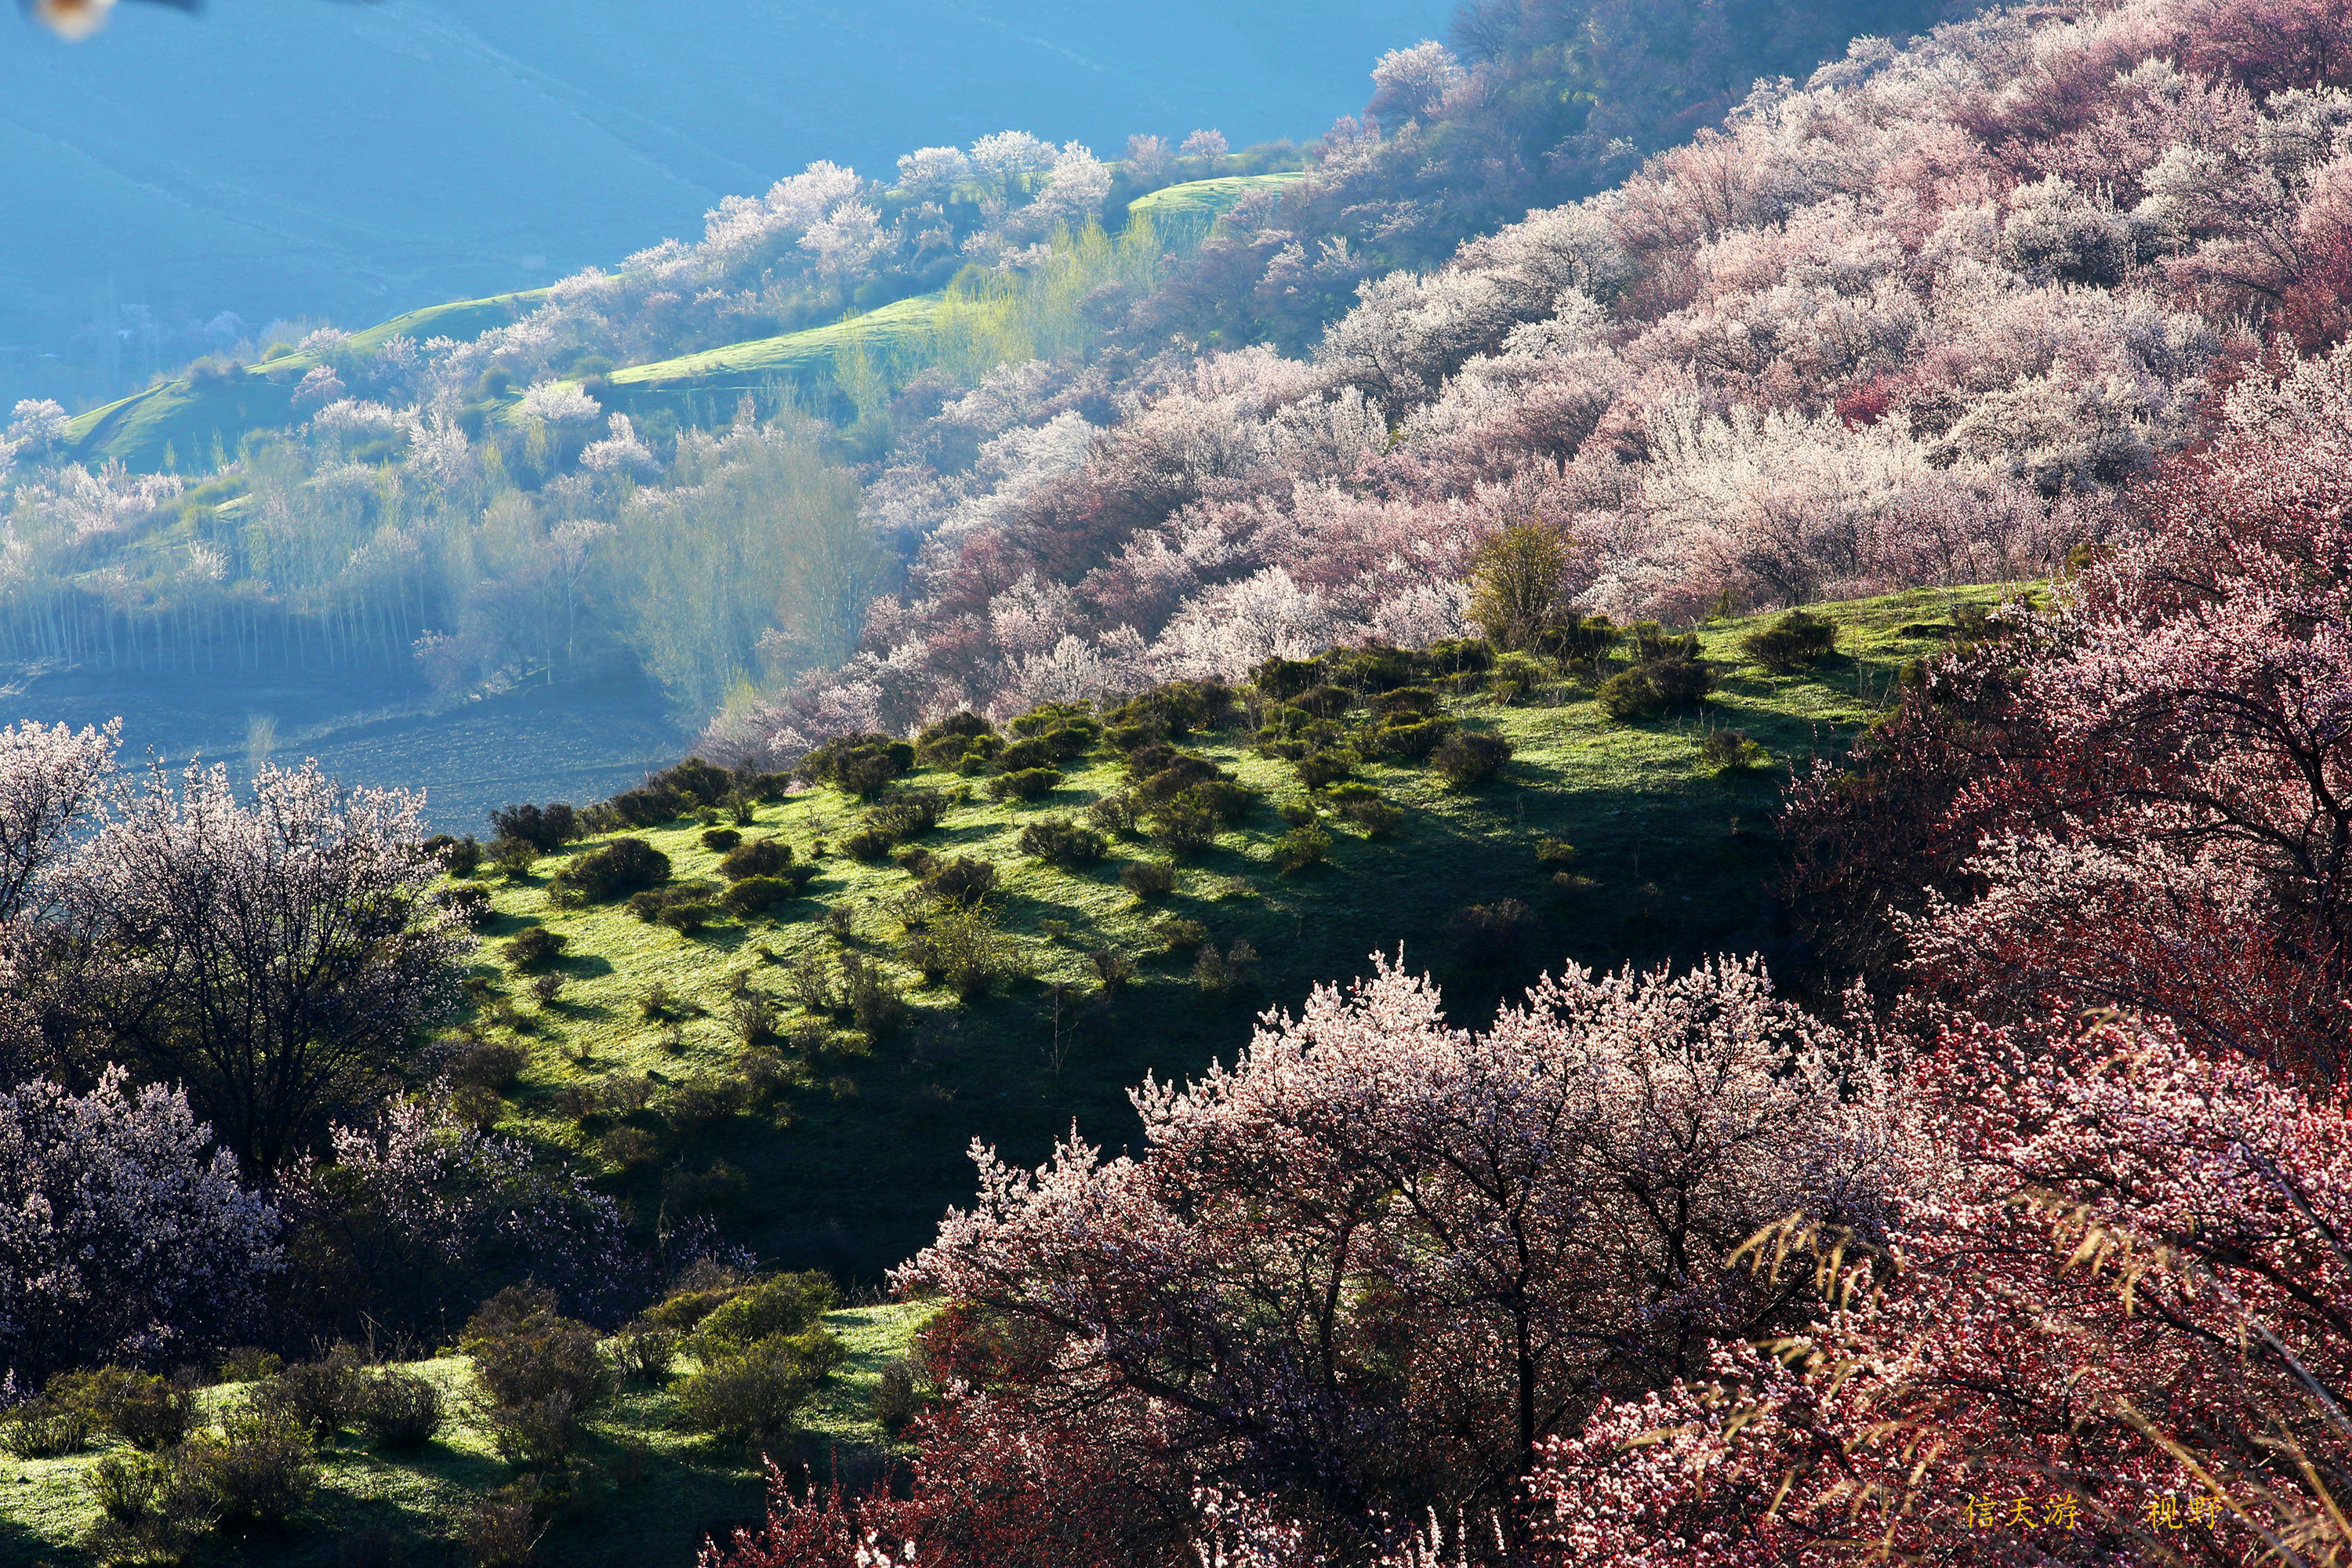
[
  {"x1": 461, "y1": 1285, "x2": 612, "y2": 1469},
  {"x1": 186, "y1": 1404, "x2": 320, "y2": 1531},
  {"x1": 797, "y1": 734, "x2": 914, "y2": 797},
  {"x1": 986, "y1": 767, "x2": 1062, "y2": 803},
  {"x1": 252, "y1": 1345, "x2": 367, "y2": 1440},
  {"x1": 1018, "y1": 815, "x2": 1107, "y2": 866},
  {"x1": 357, "y1": 1368, "x2": 444, "y2": 1450},
  {"x1": 675, "y1": 1331, "x2": 843, "y2": 1446},
  {"x1": 52, "y1": 1367, "x2": 198, "y2": 1452},
  {"x1": 1271, "y1": 826, "x2": 1332, "y2": 874},
  {"x1": 718, "y1": 837, "x2": 792, "y2": 880},
  {"x1": 1432, "y1": 730, "x2": 1514, "y2": 787},
  {"x1": 903, "y1": 902, "x2": 1020, "y2": 998},
  {"x1": 721, "y1": 876, "x2": 798, "y2": 916},
  {"x1": 1120, "y1": 858, "x2": 1178, "y2": 898},
  {"x1": 549, "y1": 836, "x2": 670, "y2": 903},
  {"x1": 699, "y1": 826, "x2": 742, "y2": 852},
  {"x1": 924, "y1": 855, "x2": 998, "y2": 906},
  {"x1": 1700, "y1": 728, "x2": 1772, "y2": 774},
  {"x1": 1597, "y1": 657, "x2": 1718, "y2": 720},
  {"x1": 503, "y1": 927, "x2": 567, "y2": 970},
  {"x1": 1740, "y1": 608, "x2": 1838, "y2": 671}
]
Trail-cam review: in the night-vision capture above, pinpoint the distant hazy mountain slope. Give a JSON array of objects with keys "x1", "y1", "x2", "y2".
[{"x1": 0, "y1": 0, "x2": 1452, "y2": 408}]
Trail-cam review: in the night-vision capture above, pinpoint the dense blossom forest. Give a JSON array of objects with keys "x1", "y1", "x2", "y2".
[{"x1": 5, "y1": 0, "x2": 2352, "y2": 1563}]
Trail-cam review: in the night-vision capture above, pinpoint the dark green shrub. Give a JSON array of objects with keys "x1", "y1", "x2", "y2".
[
  {"x1": 915, "y1": 712, "x2": 996, "y2": 766},
  {"x1": 1628, "y1": 621, "x2": 1697, "y2": 662},
  {"x1": 358, "y1": 1368, "x2": 444, "y2": 1450},
  {"x1": 1, "y1": 1394, "x2": 93, "y2": 1457},
  {"x1": 1271, "y1": 826, "x2": 1332, "y2": 873},
  {"x1": 1149, "y1": 794, "x2": 1218, "y2": 855},
  {"x1": 1279, "y1": 800, "x2": 1319, "y2": 827},
  {"x1": 1367, "y1": 685, "x2": 1439, "y2": 718},
  {"x1": 1741, "y1": 608, "x2": 1839, "y2": 671},
  {"x1": 848, "y1": 789, "x2": 952, "y2": 855},
  {"x1": 894, "y1": 844, "x2": 940, "y2": 878},
  {"x1": 55, "y1": 1369, "x2": 197, "y2": 1452},
  {"x1": 797, "y1": 734, "x2": 914, "y2": 796},
  {"x1": 1450, "y1": 898, "x2": 1535, "y2": 965},
  {"x1": 1293, "y1": 684, "x2": 1355, "y2": 718},
  {"x1": 1370, "y1": 717, "x2": 1454, "y2": 759},
  {"x1": 552, "y1": 837, "x2": 670, "y2": 902},
  {"x1": 1333, "y1": 791, "x2": 1403, "y2": 833},
  {"x1": 1294, "y1": 749, "x2": 1357, "y2": 789},
  {"x1": 1327, "y1": 644, "x2": 1420, "y2": 691},
  {"x1": 254, "y1": 1346, "x2": 367, "y2": 1439},
  {"x1": 721, "y1": 877, "x2": 795, "y2": 916},
  {"x1": 1432, "y1": 731, "x2": 1513, "y2": 787},
  {"x1": 1134, "y1": 754, "x2": 1223, "y2": 804},
  {"x1": 1120, "y1": 859, "x2": 1177, "y2": 898},
  {"x1": 695, "y1": 1272, "x2": 838, "y2": 1346},
  {"x1": 1156, "y1": 916, "x2": 1210, "y2": 953},
  {"x1": 1598, "y1": 658, "x2": 1718, "y2": 720},
  {"x1": 439, "y1": 835, "x2": 485, "y2": 877},
  {"x1": 611, "y1": 1324, "x2": 681, "y2": 1384},
  {"x1": 1018, "y1": 816, "x2": 1106, "y2": 866},
  {"x1": 490, "y1": 803, "x2": 581, "y2": 852},
  {"x1": 1187, "y1": 779, "x2": 1254, "y2": 822},
  {"x1": 902, "y1": 903, "x2": 1018, "y2": 997},
  {"x1": 719, "y1": 838, "x2": 792, "y2": 880},
  {"x1": 700, "y1": 826, "x2": 742, "y2": 852},
  {"x1": 1535, "y1": 837, "x2": 1579, "y2": 867},
  {"x1": 657, "y1": 900, "x2": 717, "y2": 935},
  {"x1": 676, "y1": 1331, "x2": 843, "y2": 1444},
  {"x1": 186, "y1": 1405, "x2": 319, "y2": 1530},
  {"x1": 1250, "y1": 655, "x2": 1323, "y2": 699},
  {"x1": 646, "y1": 757, "x2": 735, "y2": 808},
  {"x1": 987, "y1": 767, "x2": 1062, "y2": 802},
  {"x1": 491, "y1": 837, "x2": 539, "y2": 879},
  {"x1": 608, "y1": 783, "x2": 682, "y2": 826},
  {"x1": 925, "y1": 856, "x2": 998, "y2": 906},
  {"x1": 1091, "y1": 946, "x2": 1136, "y2": 992},
  {"x1": 1427, "y1": 637, "x2": 1497, "y2": 674},
  {"x1": 463, "y1": 1286, "x2": 612, "y2": 1419},
  {"x1": 1550, "y1": 615, "x2": 1621, "y2": 664},
  {"x1": 1087, "y1": 792, "x2": 1139, "y2": 835},
  {"x1": 1700, "y1": 728, "x2": 1772, "y2": 773},
  {"x1": 503, "y1": 927, "x2": 566, "y2": 970},
  {"x1": 82, "y1": 1446, "x2": 212, "y2": 1560}
]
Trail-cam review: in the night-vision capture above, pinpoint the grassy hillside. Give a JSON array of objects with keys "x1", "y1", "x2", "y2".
[
  {"x1": 0, "y1": 586, "x2": 2012, "y2": 1566},
  {"x1": 463, "y1": 588, "x2": 2002, "y2": 1285},
  {"x1": 60, "y1": 291, "x2": 551, "y2": 473},
  {"x1": 55, "y1": 172, "x2": 1292, "y2": 473},
  {"x1": 586, "y1": 293, "x2": 946, "y2": 427},
  {"x1": 0, "y1": 1303, "x2": 927, "y2": 1568}
]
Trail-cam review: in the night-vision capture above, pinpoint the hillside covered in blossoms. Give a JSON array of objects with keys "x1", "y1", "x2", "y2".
[{"x1": 7, "y1": 1, "x2": 2352, "y2": 1565}]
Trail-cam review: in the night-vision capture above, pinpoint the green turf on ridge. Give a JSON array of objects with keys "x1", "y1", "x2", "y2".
[{"x1": 458, "y1": 588, "x2": 2013, "y2": 1288}]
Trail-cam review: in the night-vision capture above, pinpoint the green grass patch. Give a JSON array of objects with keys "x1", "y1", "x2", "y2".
[
  {"x1": 0, "y1": 1304, "x2": 927, "y2": 1568},
  {"x1": 457, "y1": 586, "x2": 2009, "y2": 1286}
]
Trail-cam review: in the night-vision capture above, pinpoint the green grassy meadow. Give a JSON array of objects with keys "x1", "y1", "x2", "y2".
[
  {"x1": 0, "y1": 587, "x2": 2013, "y2": 1566},
  {"x1": 60, "y1": 292, "x2": 553, "y2": 474},
  {"x1": 56, "y1": 172, "x2": 1295, "y2": 473},
  {"x1": 466, "y1": 588, "x2": 2005, "y2": 1284},
  {"x1": 0, "y1": 1304, "x2": 927, "y2": 1568}
]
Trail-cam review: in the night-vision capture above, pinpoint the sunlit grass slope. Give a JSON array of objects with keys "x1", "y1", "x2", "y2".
[
  {"x1": 0, "y1": 1303, "x2": 927, "y2": 1568},
  {"x1": 57, "y1": 174, "x2": 1290, "y2": 472},
  {"x1": 470, "y1": 588, "x2": 2009, "y2": 1287},
  {"x1": 60, "y1": 290, "x2": 553, "y2": 474}
]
